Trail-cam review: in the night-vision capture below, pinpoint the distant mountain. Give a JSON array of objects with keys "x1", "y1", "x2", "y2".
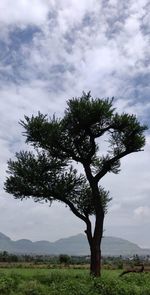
[{"x1": 0, "y1": 232, "x2": 150, "y2": 256}]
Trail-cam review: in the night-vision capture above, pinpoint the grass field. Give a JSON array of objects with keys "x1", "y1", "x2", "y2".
[{"x1": 0, "y1": 267, "x2": 150, "y2": 294}]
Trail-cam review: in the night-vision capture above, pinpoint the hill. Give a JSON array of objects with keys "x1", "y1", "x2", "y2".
[{"x1": 0, "y1": 232, "x2": 149, "y2": 256}]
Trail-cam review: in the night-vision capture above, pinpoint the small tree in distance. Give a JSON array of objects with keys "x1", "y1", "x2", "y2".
[
  {"x1": 59, "y1": 254, "x2": 71, "y2": 265},
  {"x1": 4, "y1": 92, "x2": 147, "y2": 277}
]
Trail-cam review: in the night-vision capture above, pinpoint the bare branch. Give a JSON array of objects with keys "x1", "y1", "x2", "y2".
[{"x1": 62, "y1": 198, "x2": 88, "y2": 223}]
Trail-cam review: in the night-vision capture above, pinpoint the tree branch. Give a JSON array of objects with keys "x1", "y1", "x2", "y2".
[
  {"x1": 61, "y1": 198, "x2": 93, "y2": 244},
  {"x1": 83, "y1": 163, "x2": 95, "y2": 187},
  {"x1": 62, "y1": 198, "x2": 88, "y2": 223},
  {"x1": 95, "y1": 150, "x2": 133, "y2": 182},
  {"x1": 86, "y1": 128, "x2": 96, "y2": 161},
  {"x1": 92, "y1": 125, "x2": 113, "y2": 138},
  {"x1": 59, "y1": 143, "x2": 81, "y2": 162}
]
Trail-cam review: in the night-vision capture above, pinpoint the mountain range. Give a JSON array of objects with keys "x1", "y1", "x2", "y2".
[{"x1": 0, "y1": 232, "x2": 150, "y2": 256}]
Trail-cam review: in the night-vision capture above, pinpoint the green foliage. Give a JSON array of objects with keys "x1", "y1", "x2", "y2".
[
  {"x1": 110, "y1": 113, "x2": 147, "y2": 155},
  {"x1": 0, "y1": 268, "x2": 150, "y2": 295},
  {"x1": 59, "y1": 254, "x2": 71, "y2": 265},
  {"x1": 0, "y1": 274, "x2": 18, "y2": 294},
  {"x1": 18, "y1": 280, "x2": 47, "y2": 295}
]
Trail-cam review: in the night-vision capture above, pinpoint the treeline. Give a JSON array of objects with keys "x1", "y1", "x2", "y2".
[
  {"x1": 0, "y1": 252, "x2": 90, "y2": 264},
  {"x1": 0, "y1": 251, "x2": 150, "y2": 269}
]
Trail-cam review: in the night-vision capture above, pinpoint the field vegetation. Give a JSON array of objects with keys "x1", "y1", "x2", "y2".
[
  {"x1": 0, "y1": 240, "x2": 149, "y2": 294},
  {"x1": 0, "y1": 265, "x2": 150, "y2": 295}
]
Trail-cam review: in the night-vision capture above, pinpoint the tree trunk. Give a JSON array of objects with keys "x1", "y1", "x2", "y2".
[
  {"x1": 83, "y1": 175, "x2": 104, "y2": 277},
  {"x1": 90, "y1": 240, "x2": 101, "y2": 276},
  {"x1": 88, "y1": 212, "x2": 104, "y2": 277},
  {"x1": 84, "y1": 218, "x2": 102, "y2": 277}
]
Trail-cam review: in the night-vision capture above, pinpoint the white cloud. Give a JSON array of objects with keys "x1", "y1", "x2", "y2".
[
  {"x1": 23, "y1": 1, "x2": 149, "y2": 100},
  {"x1": 0, "y1": 0, "x2": 50, "y2": 27}
]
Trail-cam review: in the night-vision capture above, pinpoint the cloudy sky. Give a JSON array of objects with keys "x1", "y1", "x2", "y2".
[{"x1": 0, "y1": 0, "x2": 150, "y2": 248}]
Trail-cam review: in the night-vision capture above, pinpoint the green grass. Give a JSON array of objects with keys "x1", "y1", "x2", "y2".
[{"x1": 0, "y1": 268, "x2": 149, "y2": 295}]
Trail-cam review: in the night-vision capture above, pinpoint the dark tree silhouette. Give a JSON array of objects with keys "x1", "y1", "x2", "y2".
[{"x1": 4, "y1": 92, "x2": 147, "y2": 276}]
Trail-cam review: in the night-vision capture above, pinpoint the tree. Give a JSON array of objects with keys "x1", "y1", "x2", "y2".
[
  {"x1": 59, "y1": 254, "x2": 71, "y2": 265},
  {"x1": 4, "y1": 92, "x2": 147, "y2": 276}
]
